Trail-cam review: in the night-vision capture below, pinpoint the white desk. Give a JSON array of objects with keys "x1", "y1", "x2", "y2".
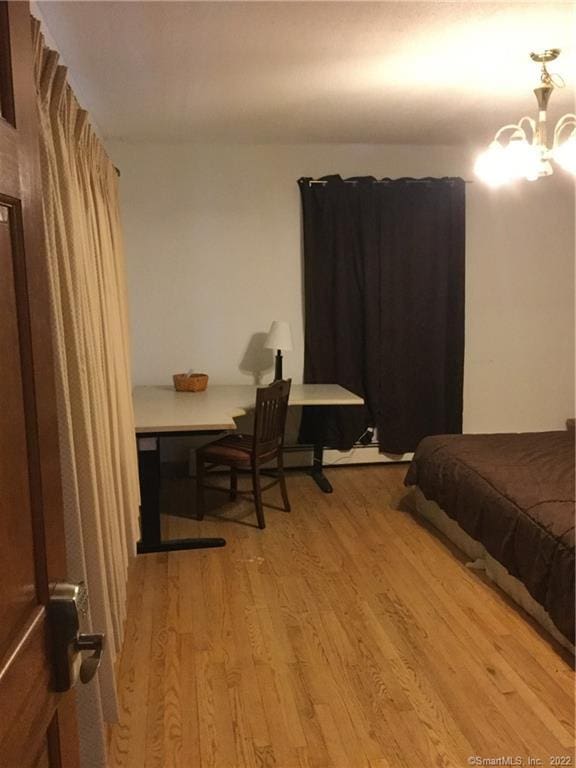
[
  {"x1": 133, "y1": 384, "x2": 363, "y2": 433},
  {"x1": 133, "y1": 383, "x2": 364, "y2": 554}
]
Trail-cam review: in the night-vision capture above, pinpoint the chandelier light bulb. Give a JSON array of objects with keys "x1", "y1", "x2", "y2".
[
  {"x1": 474, "y1": 141, "x2": 511, "y2": 187},
  {"x1": 513, "y1": 139, "x2": 547, "y2": 181},
  {"x1": 503, "y1": 135, "x2": 536, "y2": 180}
]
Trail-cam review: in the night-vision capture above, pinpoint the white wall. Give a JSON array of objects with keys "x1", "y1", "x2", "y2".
[{"x1": 107, "y1": 141, "x2": 575, "y2": 435}]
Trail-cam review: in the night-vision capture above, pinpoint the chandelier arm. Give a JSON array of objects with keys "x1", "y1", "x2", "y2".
[
  {"x1": 494, "y1": 123, "x2": 528, "y2": 142},
  {"x1": 517, "y1": 116, "x2": 537, "y2": 139},
  {"x1": 553, "y1": 113, "x2": 576, "y2": 146}
]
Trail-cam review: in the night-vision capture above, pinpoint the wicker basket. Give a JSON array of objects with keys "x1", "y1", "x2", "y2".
[{"x1": 173, "y1": 373, "x2": 209, "y2": 392}]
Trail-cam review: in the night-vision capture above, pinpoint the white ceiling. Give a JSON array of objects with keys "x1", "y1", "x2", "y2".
[{"x1": 36, "y1": 1, "x2": 576, "y2": 144}]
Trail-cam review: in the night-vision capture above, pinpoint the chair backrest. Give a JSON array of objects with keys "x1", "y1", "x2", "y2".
[{"x1": 252, "y1": 379, "x2": 292, "y2": 459}]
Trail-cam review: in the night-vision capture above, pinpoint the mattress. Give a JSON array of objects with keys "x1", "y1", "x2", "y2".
[{"x1": 404, "y1": 431, "x2": 575, "y2": 643}]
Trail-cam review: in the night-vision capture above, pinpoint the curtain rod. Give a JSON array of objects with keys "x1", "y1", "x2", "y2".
[{"x1": 306, "y1": 178, "x2": 473, "y2": 185}]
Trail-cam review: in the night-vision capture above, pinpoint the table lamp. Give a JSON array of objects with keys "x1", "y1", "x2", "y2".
[{"x1": 264, "y1": 320, "x2": 293, "y2": 380}]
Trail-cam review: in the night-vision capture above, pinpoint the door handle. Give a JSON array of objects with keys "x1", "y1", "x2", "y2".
[
  {"x1": 48, "y1": 582, "x2": 106, "y2": 692},
  {"x1": 77, "y1": 633, "x2": 104, "y2": 683}
]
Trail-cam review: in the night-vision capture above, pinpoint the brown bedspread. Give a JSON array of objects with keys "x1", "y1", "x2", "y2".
[{"x1": 405, "y1": 432, "x2": 575, "y2": 643}]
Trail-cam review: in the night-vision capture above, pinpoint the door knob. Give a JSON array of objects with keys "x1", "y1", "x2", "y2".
[{"x1": 49, "y1": 582, "x2": 106, "y2": 692}]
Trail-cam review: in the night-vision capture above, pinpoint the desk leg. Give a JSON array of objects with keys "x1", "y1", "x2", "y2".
[
  {"x1": 311, "y1": 443, "x2": 333, "y2": 494},
  {"x1": 136, "y1": 435, "x2": 226, "y2": 554}
]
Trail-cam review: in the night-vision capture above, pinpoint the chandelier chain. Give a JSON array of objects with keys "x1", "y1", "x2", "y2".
[{"x1": 540, "y1": 63, "x2": 564, "y2": 90}]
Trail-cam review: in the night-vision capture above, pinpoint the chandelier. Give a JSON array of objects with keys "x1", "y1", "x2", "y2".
[{"x1": 475, "y1": 49, "x2": 576, "y2": 186}]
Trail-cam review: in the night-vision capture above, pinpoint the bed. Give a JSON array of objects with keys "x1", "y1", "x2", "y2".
[{"x1": 404, "y1": 431, "x2": 575, "y2": 649}]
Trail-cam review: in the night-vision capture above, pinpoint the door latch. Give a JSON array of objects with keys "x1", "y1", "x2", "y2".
[{"x1": 48, "y1": 582, "x2": 105, "y2": 692}]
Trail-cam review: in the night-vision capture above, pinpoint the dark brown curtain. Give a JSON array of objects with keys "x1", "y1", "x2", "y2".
[{"x1": 298, "y1": 175, "x2": 466, "y2": 454}]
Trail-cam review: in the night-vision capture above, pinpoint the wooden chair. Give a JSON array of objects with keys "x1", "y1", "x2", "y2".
[{"x1": 195, "y1": 379, "x2": 292, "y2": 529}]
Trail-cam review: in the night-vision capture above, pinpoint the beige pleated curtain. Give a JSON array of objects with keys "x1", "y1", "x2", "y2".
[{"x1": 32, "y1": 18, "x2": 139, "y2": 766}]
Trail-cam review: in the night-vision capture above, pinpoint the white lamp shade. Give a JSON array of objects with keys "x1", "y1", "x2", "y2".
[{"x1": 264, "y1": 320, "x2": 293, "y2": 351}]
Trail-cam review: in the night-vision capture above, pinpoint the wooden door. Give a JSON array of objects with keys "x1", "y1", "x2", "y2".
[{"x1": 0, "y1": 3, "x2": 80, "y2": 766}]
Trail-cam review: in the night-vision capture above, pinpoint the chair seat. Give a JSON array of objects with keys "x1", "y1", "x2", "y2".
[{"x1": 199, "y1": 434, "x2": 277, "y2": 466}]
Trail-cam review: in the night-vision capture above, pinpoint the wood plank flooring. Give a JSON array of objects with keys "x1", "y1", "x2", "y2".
[{"x1": 108, "y1": 465, "x2": 575, "y2": 768}]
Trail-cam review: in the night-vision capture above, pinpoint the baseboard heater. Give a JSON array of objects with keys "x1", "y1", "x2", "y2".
[{"x1": 281, "y1": 442, "x2": 412, "y2": 469}]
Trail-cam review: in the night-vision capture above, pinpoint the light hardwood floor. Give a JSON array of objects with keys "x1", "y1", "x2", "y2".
[{"x1": 109, "y1": 464, "x2": 575, "y2": 768}]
